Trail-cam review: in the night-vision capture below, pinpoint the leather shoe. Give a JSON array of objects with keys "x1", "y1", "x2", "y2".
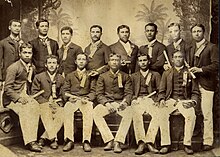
[
  {"x1": 50, "y1": 140, "x2": 58, "y2": 149},
  {"x1": 63, "y1": 140, "x2": 74, "y2": 152},
  {"x1": 147, "y1": 143, "x2": 159, "y2": 154},
  {"x1": 184, "y1": 145, "x2": 194, "y2": 154},
  {"x1": 159, "y1": 146, "x2": 169, "y2": 154},
  {"x1": 26, "y1": 141, "x2": 42, "y2": 152},
  {"x1": 104, "y1": 140, "x2": 113, "y2": 151},
  {"x1": 113, "y1": 141, "x2": 122, "y2": 153},
  {"x1": 83, "y1": 142, "x2": 91, "y2": 152},
  {"x1": 135, "y1": 142, "x2": 145, "y2": 155},
  {"x1": 203, "y1": 145, "x2": 213, "y2": 151},
  {"x1": 38, "y1": 138, "x2": 46, "y2": 147}
]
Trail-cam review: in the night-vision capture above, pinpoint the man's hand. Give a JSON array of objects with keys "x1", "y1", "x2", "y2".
[
  {"x1": 81, "y1": 97, "x2": 90, "y2": 104},
  {"x1": 154, "y1": 102, "x2": 160, "y2": 107},
  {"x1": 182, "y1": 100, "x2": 195, "y2": 109},
  {"x1": 88, "y1": 70, "x2": 99, "y2": 77},
  {"x1": 105, "y1": 102, "x2": 116, "y2": 113},
  {"x1": 163, "y1": 63, "x2": 171, "y2": 71},
  {"x1": 131, "y1": 99, "x2": 139, "y2": 106},
  {"x1": 17, "y1": 97, "x2": 28, "y2": 105},
  {"x1": 159, "y1": 99, "x2": 167, "y2": 108},
  {"x1": 118, "y1": 101, "x2": 128, "y2": 111},
  {"x1": 189, "y1": 67, "x2": 203, "y2": 73}
]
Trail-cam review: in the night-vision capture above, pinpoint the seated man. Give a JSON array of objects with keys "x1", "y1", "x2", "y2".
[
  {"x1": 93, "y1": 53, "x2": 133, "y2": 153},
  {"x1": 131, "y1": 53, "x2": 161, "y2": 155},
  {"x1": 3, "y1": 43, "x2": 41, "y2": 152},
  {"x1": 62, "y1": 52, "x2": 96, "y2": 152},
  {"x1": 157, "y1": 50, "x2": 199, "y2": 154},
  {"x1": 31, "y1": 55, "x2": 65, "y2": 149}
]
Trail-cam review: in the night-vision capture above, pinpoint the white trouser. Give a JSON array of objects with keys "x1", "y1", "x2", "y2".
[
  {"x1": 199, "y1": 85, "x2": 214, "y2": 146},
  {"x1": 7, "y1": 98, "x2": 40, "y2": 145},
  {"x1": 93, "y1": 102, "x2": 132, "y2": 144},
  {"x1": 63, "y1": 100, "x2": 93, "y2": 143}
]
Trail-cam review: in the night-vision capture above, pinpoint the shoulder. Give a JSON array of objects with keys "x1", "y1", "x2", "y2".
[
  {"x1": 150, "y1": 70, "x2": 161, "y2": 77},
  {"x1": 155, "y1": 41, "x2": 166, "y2": 48},
  {"x1": 139, "y1": 45, "x2": 147, "y2": 50},
  {"x1": 109, "y1": 41, "x2": 119, "y2": 48},
  {"x1": 69, "y1": 42, "x2": 82, "y2": 49}
]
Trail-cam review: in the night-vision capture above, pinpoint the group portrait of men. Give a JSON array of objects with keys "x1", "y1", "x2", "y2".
[{"x1": 0, "y1": 18, "x2": 218, "y2": 155}]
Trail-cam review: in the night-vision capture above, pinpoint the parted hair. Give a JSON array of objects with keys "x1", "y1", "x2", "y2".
[
  {"x1": 117, "y1": 25, "x2": 130, "y2": 33},
  {"x1": 36, "y1": 19, "x2": 49, "y2": 28},
  {"x1": 109, "y1": 52, "x2": 121, "y2": 59},
  {"x1": 61, "y1": 26, "x2": 73, "y2": 35},
  {"x1": 90, "y1": 25, "x2": 102, "y2": 32},
  {"x1": 9, "y1": 19, "x2": 21, "y2": 26},
  {"x1": 190, "y1": 23, "x2": 205, "y2": 32},
  {"x1": 19, "y1": 43, "x2": 32, "y2": 53},
  {"x1": 145, "y1": 23, "x2": 158, "y2": 32}
]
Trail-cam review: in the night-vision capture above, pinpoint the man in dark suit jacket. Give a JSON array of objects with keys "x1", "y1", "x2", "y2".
[
  {"x1": 93, "y1": 53, "x2": 133, "y2": 153},
  {"x1": 157, "y1": 50, "x2": 200, "y2": 155},
  {"x1": 138, "y1": 23, "x2": 166, "y2": 75},
  {"x1": 131, "y1": 54, "x2": 161, "y2": 155},
  {"x1": 110, "y1": 25, "x2": 138, "y2": 74},
  {"x1": 31, "y1": 55, "x2": 65, "y2": 149},
  {"x1": 3, "y1": 43, "x2": 42, "y2": 152},
  {"x1": 61, "y1": 52, "x2": 96, "y2": 152},
  {"x1": 189, "y1": 24, "x2": 219, "y2": 151},
  {"x1": 29, "y1": 19, "x2": 59, "y2": 74},
  {"x1": 0, "y1": 19, "x2": 23, "y2": 90},
  {"x1": 57, "y1": 26, "x2": 83, "y2": 77},
  {"x1": 84, "y1": 25, "x2": 111, "y2": 77}
]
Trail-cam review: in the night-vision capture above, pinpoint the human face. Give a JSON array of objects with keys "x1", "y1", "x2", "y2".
[
  {"x1": 61, "y1": 30, "x2": 72, "y2": 45},
  {"x1": 90, "y1": 27, "x2": 102, "y2": 43},
  {"x1": 138, "y1": 55, "x2": 149, "y2": 70},
  {"x1": 168, "y1": 25, "x2": 181, "y2": 42},
  {"x1": 108, "y1": 55, "x2": 121, "y2": 71},
  {"x1": 118, "y1": 27, "x2": 130, "y2": 43},
  {"x1": 20, "y1": 47, "x2": 33, "y2": 63},
  {"x1": 45, "y1": 58, "x2": 58, "y2": 74},
  {"x1": 145, "y1": 25, "x2": 157, "y2": 42},
  {"x1": 191, "y1": 26, "x2": 204, "y2": 42},
  {"x1": 172, "y1": 51, "x2": 184, "y2": 67},
  {"x1": 75, "y1": 54, "x2": 87, "y2": 70},
  {"x1": 9, "y1": 21, "x2": 21, "y2": 36},
  {"x1": 38, "y1": 22, "x2": 49, "y2": 36}
]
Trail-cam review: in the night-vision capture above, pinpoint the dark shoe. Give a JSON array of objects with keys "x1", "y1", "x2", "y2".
[
  {"x1": 203, "y1": 145, "x2": 213, "y2": 151},
  {"x1": 26, "y1": 141, "x2": 42, "y2": 152},
  {"x1": 83, "y1": 142, "x2": 91, "y2": 152},
  {"x1": 63, "y1": 141, "x2": 74, "y2": 152},
  {"x1": 135, "y1": 142, "x2": 145, "y2": 155},
  {"x1": 184, "y1": 145, "x2": 194, "y2": 155},
  {"x1": 38, "y1": 138, "x2": 46, "y2": 147},
  {"x1": 113, "y1": 141, "x2": 122, "y2": 153},
  {"x1": 159, "y1": 146, "x2": 170, "y2": 154},
  {"x1": 104, "y1": 140, "x2": 113, "y2": 151},
  {"x1": 50, "y1": 140, "x2": 58, "y2": 149},
  {"x1": 147, "y1": 143, "x2": 159, "y2": 154}
]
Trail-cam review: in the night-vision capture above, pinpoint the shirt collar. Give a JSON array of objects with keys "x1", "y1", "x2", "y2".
[
  {"x1": 10, "y1": 34, "x2": 20, "y2": 41},
  {"x1": 63, "y1": 41, "x2": 71, "y2": 49},
  {"x1": 196, "y1": 38, "x2": 205, "y2": 48},
  {"x1": 119, "y1": 40, "x2": 130, "y2": 47},
  {"x1": 110, "y1": 69, "x2": 120, "y2": 76},
  {"x1": 174, "y1": 65, "x2": 184, "y2": 72},
  {"x1": 140, "y1": 69, "x2": 149, "y2": 78},
  {"x1": 148, "y1": 39, "x2": 157, "y2": 46},
  {"x1": 47, "y1": 71, "x2": 56, "y2": 82},
  {"x1": 91, "y1": 40, "x2": 101, "y2": 46},
  {"x1": 174, "y1": 38, "x2": 182, "y2": 45},
  {"x1": 77, "y1": 68, "x2": 86, "y2": 73},
  {"x1": 39, "y1": 35, "x2": 48, "y2": 40},
  {"x1": 20, "y1": 59, "x2": 31, "y2": 71}
]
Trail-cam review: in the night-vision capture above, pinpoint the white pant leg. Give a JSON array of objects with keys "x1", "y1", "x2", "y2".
[{"x1": 199, "y1": 86, "x2": 214, "y2": 145}]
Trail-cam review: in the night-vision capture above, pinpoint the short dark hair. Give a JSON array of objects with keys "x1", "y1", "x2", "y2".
[
  {"x1": 61, "y1": 26, "x2": 73, "y2": 35},
  {"x1": 109, "y1": 52, "x2": 121, "y2": 60},
  {"x1": 117, "y1": 25, "x2": 130, "y2": 34},
  {"x1": 137, "y1": 53, "x2": 150, "y2": 61},
  {"x1": 172, "y1": 50, "x2": 185, "y2": 57},
  {"x1": 19, "y1": 43, "x2": 32, "y2": 53},
  {"x1": 145, "y1": 23, "x2": 158, "y2": 32},
  {"x1": 9, "y1": 19, "x2": 21, "y2": 26},
  {"x1": 90, "y1": 25, "x2": 102, "y2": 33},
  {"x1": 46, "y1": 55, "x2": 58, "y2": 64},
  {"x1": 76, "y1": 52, "x2": 88, "y2": 61},
  {"x1": 168, "y1": 23, "x2": 180, "y2": 29},
  {"x1": 190, "y1": 23, "x2": 205, "y2": 32},
  {"x1": 36, "y1": 19, "x2": 49, "y2": 28}
]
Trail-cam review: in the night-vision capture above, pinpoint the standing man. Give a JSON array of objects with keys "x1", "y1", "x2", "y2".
[
  {"x1": 29, "y1": 19, "x2": 59, "y2": 74},
  {"x1": 62, "y1": 53, "x2": 96, "y2": 152},
  {"x1": 139, "y1": 23, "x2": 166, "y2": 75},
  {"x1": 0, "y1": 19, "x2": 23, "y2": 105},
  {"x1": 158, "y1": 50, "x2": 200, "y2": 155},
  {"x1": 189, "y1": 24, "x2": 219, "y2": 151},
  {"x1": 84, "y1": 25, "x2": 111, "y2": 77},
  {"x1": 110, "y1": 25, "x2": 138, "y2": 74},
  {"x1": 93, "y1": 53, "x2": 133, "y2": 153},
  {"x1": 57, "y1": 26, "x2": 83, "y2": 77},
  {"x1": 131, "y1": 53, "x2": 161, "y2": 155},
  {"x1": 3, "y1": 43, "x2": 41, "y2": 152},
  {"x1": 31, "y1": 55, "x2": 65, "y2": 149}
]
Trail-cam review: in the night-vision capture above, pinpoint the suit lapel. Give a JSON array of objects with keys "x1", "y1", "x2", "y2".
[
  {"x1": 136, "y1": 72, "x2": 141, "y2": 96},
  {"x1": 167, "y1": 69, "x2": 173, "y2": 98}
]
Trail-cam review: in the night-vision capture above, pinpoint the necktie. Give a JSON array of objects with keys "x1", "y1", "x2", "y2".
[
  {"x1": 62, "y1": 45, "x2": 68, "y2": 61},
  {"x1": 89, "y1": 44, "x2": 97, "y2": 58},
  {"x1": 148, "y1": 44, "x2": 153, "y2": 58}
]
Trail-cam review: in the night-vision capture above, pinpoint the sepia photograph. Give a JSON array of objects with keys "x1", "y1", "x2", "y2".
[{"x1": 0, "y1": 0, "x2": 219, "y2": 156}]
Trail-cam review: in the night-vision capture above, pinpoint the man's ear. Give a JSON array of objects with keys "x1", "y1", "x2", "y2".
[{"x1": 8, "y1": 26, "x2": 11, "y2": 31}]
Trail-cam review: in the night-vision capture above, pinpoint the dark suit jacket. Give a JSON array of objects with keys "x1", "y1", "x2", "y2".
[
  {"x1": 157, "y1": 67, "x2": 200, "y2": 104},
  {"x1": 31, "y1": 72, "x2": 65, "y2": 104},
  {"x1": 3, "y1": 60, "x2": 35, "y2": 106},
  {"x1": 29, "y1": 37, "x2": 59, "y2": 74},
  {"x1": 110, "y1": 41, "x2": 138, "y2": 74},
  {"x1": 62, "y1": 70, "x2": 96, "y2": 102},
  {"x1": 139, "y1": 41, "x2": 166, "y2": 74},
  {"x1": 188, "y1": 40, "x2": 219, "y2": 91},
  {"x1": 0, "y1": 36, "x2": 20, "y2": 81},
  {"x1": 84, "y1": 41, "x2": 111, "y2": 74},
  {"x1": 57, "y1": 42, "x2": 83, "y2": 76},
  {"x1": 96, "y1": 70, "x2": 132, "y2": 105},
  {"x1": 131, "y1": 70, "x2": 161, "y2": 101}
]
